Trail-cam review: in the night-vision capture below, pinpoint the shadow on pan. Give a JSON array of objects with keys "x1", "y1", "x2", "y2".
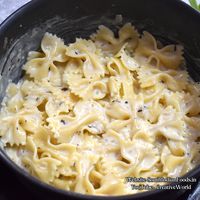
[{"x1": 0, "y1": 0, "x2": 200, "y2": 200}]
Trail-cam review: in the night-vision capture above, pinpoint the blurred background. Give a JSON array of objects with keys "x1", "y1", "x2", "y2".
[
  {"x1": 0, "y1": 0, "x2": 30, "y2": 23},
  {"x1": 0, "y1": 0, "x2": 200, "y2": 24}
]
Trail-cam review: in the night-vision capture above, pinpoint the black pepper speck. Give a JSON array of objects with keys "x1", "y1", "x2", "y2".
[
  {"x1": 61, "y1": 88, "x2": 68, "y2": 91},
  {"x1": 60, "y1": 120, "x2": 66, "y2": 125}
]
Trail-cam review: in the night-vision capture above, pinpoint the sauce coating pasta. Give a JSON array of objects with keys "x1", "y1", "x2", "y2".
[{"x1": 0, "y1": 23, "x2": 200, "y2": 195}]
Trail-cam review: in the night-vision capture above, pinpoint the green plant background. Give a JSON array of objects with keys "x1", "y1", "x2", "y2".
[{"x1": 189, "y1": 0, "x2": 200, "y2": 11}]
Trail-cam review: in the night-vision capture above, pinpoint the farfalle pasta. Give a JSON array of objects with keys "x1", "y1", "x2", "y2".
[{"x1": 0, "y1": 23, "x2": 200, "y2": 195}]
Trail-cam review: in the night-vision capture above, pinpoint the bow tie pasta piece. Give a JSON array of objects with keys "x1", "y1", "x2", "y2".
[
  {"x1": 24, "y1": 57, "x2": 62, "y2": 86},
  {"x1": 167, "y1": 140, "x2": 186, "y2": 157},
  {"x1": 121, "y1": 140, "x2": 159, "y2": 173},
  {"x1": 21, "y1": 80, "x2": 51, "y2": 97},
  {"x1": 132, "y1": 116, "x2": 152, "y2": 134},
  {"x1": 0, "y1": 116, "x2": 26, "y2": 146},
  {"x1": 137, "y1": 66, "x2": 161, "y2": 88},
  {"x1": 41, "y1": 33, "x2": 68, "y2": 62},
  {"x1": 66, "y1": 39, "x2": 99, "y2": 58},
  {"x1": 23, "y1": 141, "x2": 62, "y2": 184},
  {"x1": 161, "y1": 146, "x2": 187, "y2": 177},
  {"x1": 106, "y1": 99, "x2": 131, "y2": 120},
  {"x1": 186, "y1": 81, "x2": 200, "y2": 95},
  {"x1": 107, "y1": 79, "x2": 136, "y2": 105},
  {"x1": 74, "y1": 100, "x2": 108, "y2": 135},
  {"x1": 57, "y1": 114, "x2": 99, "y2": 143},
  {"x1": 132, "y1": 131, "x2": 154, "y2": 144},
  {"x1": 24, "y1": 33, "x2": 68, "y2": 85},
  {"x1": 95, "y1": 174, "x2": 129, "y2": 195},
  {"x1": 66, "y1": 39, "x2": 105, "y2": 79},
  {"x1": 47, "y1": 115, "x2": 75, "y2": 138},
  {"x1": 131, "y1": 92, "x2": 163, "y2": 124},
  {"x1": 3, "y1": 82, "x2": 25, "y2": 113},
  {"x1": 137, "y1": 102, "x2": 162, "y2": 124},
  {"x1": 18, "y1": 110, "x2": 43, "y2": 133},
  {"x1": 99, "y1": 132, "x2": 121, "y2": 161},
  {"x1": 137, "y1": 66, "x2": 188, "y2": 91},
  {"x1": 141, "y1": 84, "x2": 164, "y2": 104},
  {"x1": 80, "y1": 161, "x2": 129, "y2": 195},
  {"x1": 153, "y1": 120, "x2": 186, "y2": 141},
  {"x1": 102, "y1": 131, "x2": 121, "y2": 151},
  {"x1": 48, "y1": 101, "x2": 106, "y2": 141},
  {"x1": 107, "y1": 58, "x2": 133, "y2": 81},
  {"x1": 73, "y1": 152, "x2": 101, "y2": 194},
  {"x1": 162, "y1": 91, "x2": 184, "y2": 112},
  {"x1": 24, "y1": 57, "x2": 49, "y2": 80},
  {"x1": 184, "y1": 116, "x2": 200, "y2": 133},
  {"x1": 5, "y1": 147, "x2": 28, "y2": 167},
  {"x1": 63, "y1": 74, "x2": 90, "y2": 98},
  {"x1": 21, "y1": 80, "x2": 76, "y2": 113},
  {"x1": 183, "y1": 93, "x2": 200, "y2": 116},
  {"x1": 161, "y1": 90, "x2": 200, "y2": 115},
  {"x1": 65, "y1": 74, "x2": 107, "y2": 100},
  {"x1": 32, "y1": 127, "x2": 76, "y2": 159},
  {"x1": 107, "y1": 76, "x2": 122, "y2": 98},
  {"x1": 98, "y1": 160, "x2": 130, "y2": 179},
  {"x1": 63, "y1": 58, "x2": 83, "y2": 75},
  {"x1": 107, "y1": 58, "x2": 136, "y2": 102},
  {"x1": 45, "y1": 97, "x2": 69, "y2": 117},
  {"x1": 92, "y1": 81, "x2": 108, "y2": 100},
  {"x1": 82, "y1": 120, "x2": 105, "y2": 135},
  {"x1": 106, "y1": 119, "x2": 132, "y2": 141},
  {"x1": 30, "y1": 157, "x2": 62, "y2": 183},
  {"x1": 0, "y1": 109, "x2": 42, "y2": 146},
  {"x1": 115, "y1": 44, "x2": 140, "y2": 71},
  {"x1": 27, "y1": 51, "x2": 44, "y2": 61},
  {"x1": 91, "y1": 23, "x2": 139, "y2": 56},
  {"x1": 150, "y1": 107, "x2": 186, "y2": 141},
  {"x1": 136, "y1": 31, "x2": 183, "y2": 69},
  {"x1": 22, "y1": 128, "x2": 77, "y2": 183},
  {"x1": 118, "y1": 23, "x2": 139, "y2": 51}
]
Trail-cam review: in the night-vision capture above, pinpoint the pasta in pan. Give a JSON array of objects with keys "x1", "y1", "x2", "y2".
[{"x1": 0, "y1": 23, "x2": 200, "y2": 195}]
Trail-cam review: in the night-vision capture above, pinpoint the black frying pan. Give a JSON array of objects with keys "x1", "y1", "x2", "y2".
[{"x1": 0, "y1": 0, "x2": 200, "y2": 199}]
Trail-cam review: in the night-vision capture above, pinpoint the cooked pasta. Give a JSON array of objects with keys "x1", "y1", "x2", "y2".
[{"x1": 0, "y1": 23, "x2": 200, "y2": 195}]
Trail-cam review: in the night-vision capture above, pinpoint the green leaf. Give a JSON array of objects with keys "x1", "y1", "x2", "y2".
[
  {"x1": 189, "y1": 0, "x2": 198, "y2": 9},
  {"x1": 189, "y1": 0, "x2": 199, "y2": 10}
]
